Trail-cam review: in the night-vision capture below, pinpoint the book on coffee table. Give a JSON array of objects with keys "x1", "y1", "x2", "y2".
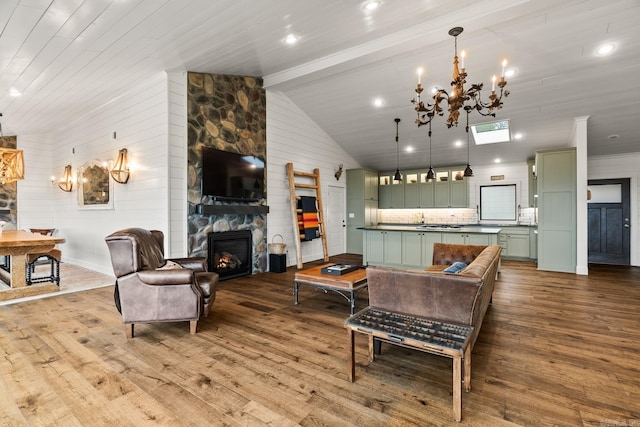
[{"x1": 320, "y1": 264, "x2": 360, "y2": 276}]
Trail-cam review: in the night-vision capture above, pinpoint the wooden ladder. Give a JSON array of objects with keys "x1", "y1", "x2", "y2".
[{"x1": 286, "y1": 162, "x2": 329, "y2": 268}]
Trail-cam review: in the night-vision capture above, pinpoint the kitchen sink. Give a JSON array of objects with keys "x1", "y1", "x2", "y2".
[{"x1": 416, "y1": 224, "x2": 462, "y2": 230}]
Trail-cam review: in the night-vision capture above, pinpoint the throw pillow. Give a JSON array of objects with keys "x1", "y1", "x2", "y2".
[
  {"x1": 157, "y1": 260, "x2": 182, "y2": 270},
  {"x1": 443, "y1": 261, "x2": 468, "y2": 274}
]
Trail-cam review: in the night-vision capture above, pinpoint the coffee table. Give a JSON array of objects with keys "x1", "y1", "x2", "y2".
[{"x1": 293, "y1": 263, "x2": 367, "y2": 314}]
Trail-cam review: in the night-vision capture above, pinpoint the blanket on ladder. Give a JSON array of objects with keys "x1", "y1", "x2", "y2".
[{"x1": 298, "y1": 196, "x2": 320, "y2": 241}]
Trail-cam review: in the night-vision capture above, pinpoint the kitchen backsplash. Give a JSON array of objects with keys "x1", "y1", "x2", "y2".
[{"x1": 378, "y1": 207, "x2": 537, "y2": 225}]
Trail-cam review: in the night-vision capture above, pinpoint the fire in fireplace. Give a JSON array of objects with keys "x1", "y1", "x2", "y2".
[{"x1": 207, "y1": 230, "x2": 252, "y2": 280}]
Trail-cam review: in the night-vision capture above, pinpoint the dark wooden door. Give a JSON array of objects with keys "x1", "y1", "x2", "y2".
[{"x1": 588, "y1": 178, "x2": 630, "y2": 265}]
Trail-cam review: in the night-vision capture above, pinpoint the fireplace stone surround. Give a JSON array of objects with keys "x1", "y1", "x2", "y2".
[
  {"x1": 188, "y1": 202, "x2": 268, "y2": 276},
  {"x1": 186, "y1": 72, "x2": 268, "y2": 275}
]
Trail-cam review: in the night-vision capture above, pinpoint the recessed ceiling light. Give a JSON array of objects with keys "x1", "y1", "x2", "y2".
[
  {"x1": 283, "y1": 33, "x2": 300, "y2": 45},
  {"x1": 429, "y1": 86, "x2": 439, "y2": 95},
  {"x1": 608, "y1": 134, "x2": 620, "y2": 139},
  {"x1": 595, "y1": 43, "x2": 615, "y2": 56},
  {"x1": 372, "y1": 97, "x2": 385, "y2": 107},
  {"x1": 405, "y1": 146, "x2": 414, "y2": 153},
  {"x1": 362, "y1": 1, "x2": 381, "y2": 11},
  {"x1": 513, "y1": 132, "x2": 523, "y2": 140},
  {"x1": 494, "y1": 158, "x2": 501, "y2": 163},
  {"x1": 9, "y1": 87, "x2": 21, "y2": 97},
  {"x1": 455, "y1": 140, "x2": 463, "y2": 147},
  {"x1": 504, "y1": 67, "x2": 518, "y2": 78}
]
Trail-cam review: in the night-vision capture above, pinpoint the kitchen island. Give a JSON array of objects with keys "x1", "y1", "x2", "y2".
[{"x1": 359, "y1": 225, "x2": 501, "y2": 269}]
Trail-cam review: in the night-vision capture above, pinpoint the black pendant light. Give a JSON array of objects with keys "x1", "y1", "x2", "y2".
[
  {"x1": 426, "y1": 120, "x2": 435, "y2": 180},
  {"x1": 393, "y1": 118, "x2": 402, "y2": 181},
  {"x1": 463, "y1": 111, "x2": 473, "y2": 177}
]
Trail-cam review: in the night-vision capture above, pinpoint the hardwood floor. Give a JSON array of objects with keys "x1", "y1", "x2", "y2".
[{"x1": 1, "y1": 257, "x2": 639, "y2": 426}]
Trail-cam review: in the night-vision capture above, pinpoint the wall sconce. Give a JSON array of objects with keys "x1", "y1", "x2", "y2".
[
  {"x1": 58, "y1": 165, "x2": 73, "y2": 192},
  {"x1": 110, "y1": 148, "x2": 130, "y2": 184}
]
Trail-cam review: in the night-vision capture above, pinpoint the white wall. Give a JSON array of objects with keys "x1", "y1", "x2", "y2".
[
  {"x1": 467, "y1": 161, "x2": 530, "y2": 211},
  {"x1": 266, "y1": 90, "x2": 360, "y2": 266},
  {"x1": 167, "y1": 70, "x2": 188, "y2": 258},
  {"x1": 16, "y1": 134, "x2": 55, "y2": 229},
  {"x1": 588, "y1": 153, "x2": 639, "y2": 267},
  {"x1": 17, "y1": 74, "x2": 171, "y2": 275}
]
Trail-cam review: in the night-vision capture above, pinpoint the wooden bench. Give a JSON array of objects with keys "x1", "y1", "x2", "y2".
[{"x1": 345, "y1": 307, "x2": 474, "y2": 422}]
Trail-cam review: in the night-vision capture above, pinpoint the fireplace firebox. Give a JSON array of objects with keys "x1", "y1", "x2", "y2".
[{"x1": 207, "y1": 230, "x2": 252, "y2": 280}]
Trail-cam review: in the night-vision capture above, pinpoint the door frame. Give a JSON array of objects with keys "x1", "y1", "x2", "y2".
[{"x1": 587, "y1": 178, "x2": 631, "y2": 265}]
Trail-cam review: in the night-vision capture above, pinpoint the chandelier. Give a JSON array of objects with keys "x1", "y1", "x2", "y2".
[
  {"x1": 412, "y1": 27, "x2": 510, "y2": 128},
  {"x1": 0, "y1": 113, "x2": 25, "y2": 185}
]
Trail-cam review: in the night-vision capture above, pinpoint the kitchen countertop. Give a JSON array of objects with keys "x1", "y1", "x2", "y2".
[{"x1": 358, "y1": 225, "x2": 502, "y2": 233}]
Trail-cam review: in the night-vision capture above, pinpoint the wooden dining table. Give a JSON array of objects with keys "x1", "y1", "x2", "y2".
[{"x1": 0, "y1": 230, "x2": 65, "y2": 301}]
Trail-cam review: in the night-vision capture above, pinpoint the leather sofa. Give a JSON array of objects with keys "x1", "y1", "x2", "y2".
[
  {"x1": 366, "y1": 243, "x2": 502, "y2": 349},
  {"x1": 105, "y1": 228, "x2": 218, "y2": 338}
]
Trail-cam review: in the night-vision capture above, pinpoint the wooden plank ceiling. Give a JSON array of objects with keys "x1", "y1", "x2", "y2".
[{"x1": 1, "y1": 0, "x2": 639, "y2": 169}]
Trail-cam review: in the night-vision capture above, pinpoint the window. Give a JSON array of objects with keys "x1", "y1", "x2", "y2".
[
  {"x1": 471, "y1": 120, "x2": 510, "y2": 145},
  {"x1": 480, "y1": 184, "x2": 517, "y2": 221}
]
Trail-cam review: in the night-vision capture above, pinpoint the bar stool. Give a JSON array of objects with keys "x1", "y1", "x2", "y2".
[{"x1": 26, "y1": 228, "x2": 61, "y2": 286}]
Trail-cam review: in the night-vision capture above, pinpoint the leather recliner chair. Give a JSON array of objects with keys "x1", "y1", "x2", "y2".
[{"x1": 105, "y1": 228, "x2": 218, "y2": 338}]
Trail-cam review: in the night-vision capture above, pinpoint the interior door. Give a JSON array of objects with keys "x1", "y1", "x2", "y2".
[
  {"x1": 327, "y1": 185, "x2": 346, "y2": 256},
  {"x1": 587, "y1": 178, "x2": 630, "y2": 265}
]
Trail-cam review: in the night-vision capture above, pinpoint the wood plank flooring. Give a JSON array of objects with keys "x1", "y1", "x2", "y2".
[{"x1": 1, "y1": 256, "x2": 639, "y2": 426}]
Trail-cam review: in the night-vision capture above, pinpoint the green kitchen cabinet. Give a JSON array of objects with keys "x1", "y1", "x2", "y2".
[
  {"x1": 433, "y1": 168, "x2": 468, "y2": 208},
  {"x1": 365, "y1": 230, "x2": 403, "y2": 266},
  {"x1": 402, "y1": 231, "x2": 442, "y2": 268},
  {"x1": 536, "y1": 148, "x2": 576, "y2": 273},
  {"x1": 346, "y1": 168, "x2": 379, "y2": 254},
  {"x1": 498, "y1": 227, "x2": 531, "y2": 258},
  {"x1": 378, "y1": 172, "x2": 405, "y2": 208},
  {"x1": 442, "y1": 232, "x2": 492, "y2": 246}
]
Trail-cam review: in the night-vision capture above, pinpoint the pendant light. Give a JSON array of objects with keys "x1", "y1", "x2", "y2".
[
  {"x1": 463, "y1": 111, "x2": 473, "y2": 177},
  {"x1": 393, "y1": 118, "x2": 402, "y2": 181},
  {"x1": 426, "y1": 120, "x2": 435, "y2": 180}
]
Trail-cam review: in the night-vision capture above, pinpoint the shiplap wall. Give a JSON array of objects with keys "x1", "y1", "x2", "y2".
[
  {"x1": 17, "y1": 74, "x2": 171, "y2": 275},
  {"x1": 16, "y1": 134, "x2": 55, "y2": 229},
  {"x1": 588, "y1": 153, "x2": 639, "y2": 266},
  {"x1": 167, "y1": 70, "x2": 188, "y2": 258},
  {"x1": 266, "y1": 90, "x2": 360, "y2": 266}
]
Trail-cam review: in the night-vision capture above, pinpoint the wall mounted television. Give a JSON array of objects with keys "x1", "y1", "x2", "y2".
[{"x1": 201, "y1": 146, "x2": 265, "y2": 202}]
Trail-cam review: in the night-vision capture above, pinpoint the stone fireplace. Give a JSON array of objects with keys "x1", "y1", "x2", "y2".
[
  {"x1": 186, "y1": 72, "x2": 268, "y2": 274},
  {"x1": 208, "y1": 230, "x2": 252, "y2": 280}
]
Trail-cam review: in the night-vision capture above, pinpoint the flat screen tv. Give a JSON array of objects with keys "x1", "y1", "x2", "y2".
[{"x1": 201, "y1": 147, "x2": 265, "y2": 201}]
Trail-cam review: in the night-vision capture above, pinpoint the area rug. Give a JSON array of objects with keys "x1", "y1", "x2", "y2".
[{"x1": 0, "y1": 263, "x2": 115, "y2": 306}]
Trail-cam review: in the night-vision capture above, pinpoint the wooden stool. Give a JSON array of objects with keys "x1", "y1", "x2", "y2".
[{"x1": 26, "y1": 228, "x2": 61, "y2": 286}]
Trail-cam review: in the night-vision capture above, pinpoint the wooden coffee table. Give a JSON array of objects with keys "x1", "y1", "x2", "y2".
[{"x1": 294, "y1": 263, "x2": 367, "y2": 314}]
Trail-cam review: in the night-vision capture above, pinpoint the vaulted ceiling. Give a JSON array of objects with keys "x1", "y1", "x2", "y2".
[{"x1": 1, "y1": 0, "x2": 639, "y2": 170}]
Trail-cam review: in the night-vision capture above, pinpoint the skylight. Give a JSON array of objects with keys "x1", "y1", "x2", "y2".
[{"x1": 471, "y1": 120, "x2": 510, "y2": 145}]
